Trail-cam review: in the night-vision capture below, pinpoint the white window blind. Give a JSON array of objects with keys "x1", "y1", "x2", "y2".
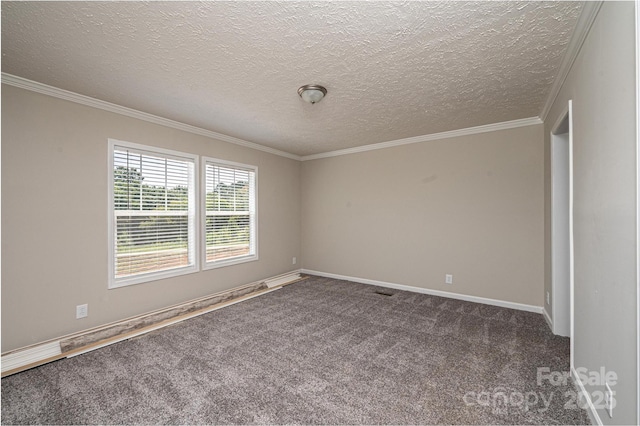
[
  {"x1": 204, "y1": 158, "x2": 257, "y2": 268},
  {"x1": 110, "y1": 141, "x2": 197, "y2": 288}
]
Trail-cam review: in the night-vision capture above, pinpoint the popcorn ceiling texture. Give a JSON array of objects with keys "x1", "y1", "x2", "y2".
[{"x1": 1, "y1": 2, "x2": 582, "y2": 156}]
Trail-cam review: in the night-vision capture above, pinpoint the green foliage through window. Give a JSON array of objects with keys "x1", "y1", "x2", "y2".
[
  {"x1": 112, "y1": 147, "x2": 195, "y2": 280},
  {"x1": 205, "y1": 162, "x2": 256, "y2": 264}
]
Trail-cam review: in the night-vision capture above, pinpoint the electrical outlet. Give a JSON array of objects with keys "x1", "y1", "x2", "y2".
[
  {"x1": 445, "y1": 274, "x2": 453, "y2": 284},
  {"x1": 292, "y1": 257, "x2": 297, "y2": 265},
  {"x1": 605, "y1": 383, "x2": 614, "y2": 418},
  {"x1": 546, "y1": 291, "x2": 550, "y2": 305},
  {"x1": 76, "y1": 304, "x2": 88, "y2": 319}
]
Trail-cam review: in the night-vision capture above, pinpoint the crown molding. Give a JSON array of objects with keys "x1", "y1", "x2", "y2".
[
  {"x1": 300, "y1": 116, "x2": 543, "y2": 161},
  {"x1": 1, "y1": 73, "x2": 302, "y2": 161},
  {"x1": 539, "y1": 1, "x2": 603, "y2": 122},
  {"x1": 3, "y1": 73, "x2": 544, "y2": 163}
]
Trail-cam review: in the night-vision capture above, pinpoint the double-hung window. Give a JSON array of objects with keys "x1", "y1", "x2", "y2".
[
  {"x1": 108, "y1": 140, "x2": 198, "y2": 288},
  {"x1": 203, "y1": 158, "x2": 257, "y2": 268}
]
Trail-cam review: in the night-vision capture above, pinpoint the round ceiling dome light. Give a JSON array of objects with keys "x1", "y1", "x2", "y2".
[{"x1": 298, "y1": 84, "x2": 327, "y2": 104}]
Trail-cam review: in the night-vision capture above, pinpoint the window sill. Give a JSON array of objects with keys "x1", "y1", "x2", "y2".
[
  {"x1": 203, "y1": 254, "x2": 258, "y2": 270},
  {"x1": 109, "y1": 264, "x2": 199, "y2": 289}
]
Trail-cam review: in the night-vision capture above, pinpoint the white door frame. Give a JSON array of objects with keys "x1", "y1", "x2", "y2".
[
  {"x1": 635, "y1": 0, "x2": 639, "y2": 421},
  {"x1": 550, "y1": 101, "x2": 574, "y2": 366}
]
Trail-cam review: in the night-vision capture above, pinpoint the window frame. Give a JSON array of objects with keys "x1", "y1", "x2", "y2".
[
  {"x1": 201, "y1": 156, "x2": 258, "y2": 270},
  {"x1": 108, "y1": 139, "x2": 199, "y2": 289}
]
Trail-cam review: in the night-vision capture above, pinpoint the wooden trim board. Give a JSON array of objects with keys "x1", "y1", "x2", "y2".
[{"x1": 2, "y1": 273, "x2": 306, "y2": 377}]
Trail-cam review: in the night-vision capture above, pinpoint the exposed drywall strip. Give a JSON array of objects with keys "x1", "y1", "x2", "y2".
[
  {"x1": 302, "y1": 269, "x2": 543, "y2": 314},
  {"x1": 301, "y1": 117, "x2": 542, "y2": 161},
  {"x1": 1, "y1": 277, "x2": 263, "y2": 358},
  {"x1": 66, "y1": 286, "x2": 283, "y2": 359},
  {"x1": 1, "y1": 270, "x2": 305, "y2": 377},
  {"x1": 0, "y1": 73, "x2": 301, "y2": 161},
  {"x1": 59, "y1": 280, "x2": 267, "y2": 352},
  {"x1": 1, "y1": 288, "x2": 275, "y2": 377},
  {"x1": 539, "y1": 2, "x2": 604, "y2": 121}
]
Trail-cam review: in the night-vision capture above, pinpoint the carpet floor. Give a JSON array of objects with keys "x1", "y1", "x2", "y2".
[{"x1": 2, "y1": 276, "x2": 591, "y2": 425}]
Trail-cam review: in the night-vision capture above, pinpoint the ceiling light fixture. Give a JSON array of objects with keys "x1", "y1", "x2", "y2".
[{"x1": 298, "y1": 84, "x2": 327, "y2": 104}]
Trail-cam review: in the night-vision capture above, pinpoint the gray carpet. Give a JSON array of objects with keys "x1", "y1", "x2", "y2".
[{"x1": 2, "y1": 276, "x2": 590, "y2": 425}]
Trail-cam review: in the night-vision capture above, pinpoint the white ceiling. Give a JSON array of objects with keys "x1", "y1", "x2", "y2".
[{"x1": 2, "y1": 1, "x2": 583, "y2": 157}]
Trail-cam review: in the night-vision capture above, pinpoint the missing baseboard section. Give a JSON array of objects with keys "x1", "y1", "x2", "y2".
[
  {"x1": 60, "y1": 282, "x2": 267, "y2": 353},
  {"x1": 2, "y1": 271, "x2": 306, "y2": 377}
]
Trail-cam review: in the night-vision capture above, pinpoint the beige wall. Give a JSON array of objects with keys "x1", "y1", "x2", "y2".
[
  {"x1": 1, "y1": 84, "x2": 301, "y2": 352},
  {"x1": 301, "y1": 124, "x2": 544, "y2": 307},
  {"x1": 544, "y1": 2, "x2": 637, "y2": 424},
  {"x1": 4, "y1": 5, "x2": 638, "y2": 420}
]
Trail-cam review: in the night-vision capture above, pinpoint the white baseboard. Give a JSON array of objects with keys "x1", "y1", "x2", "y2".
[
  {"x1": 264, "y1": 272, "x2": 302, "y2": 288},
  {"x1": 543, "y1": 308, "x2": 553, "y2": 331},
  {"x1": 571, "y1": 366, "x2": 603, "y2": 426},
  {"x1": 302, "y1": 269, "x2": 544, "y2": 314},
  {"x1": 1, "y1": 341, "x2": 62, "y2": 373}
]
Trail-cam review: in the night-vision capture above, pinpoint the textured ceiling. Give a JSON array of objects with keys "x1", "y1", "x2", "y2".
[{"x1": 2, "y1": 1, "x2": 583, "y2": 156}]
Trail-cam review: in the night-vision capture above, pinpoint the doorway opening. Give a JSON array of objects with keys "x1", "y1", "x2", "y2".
[{"x1": 550, "y1": 100, "x2": 574, "y2": 365}]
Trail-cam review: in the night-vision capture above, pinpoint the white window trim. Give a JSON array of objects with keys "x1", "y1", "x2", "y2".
[
  {"x1": 201, "y1": 156, "x2": 259, "y2": 270},
  {"x1": 108, "y1": 139, "x2": 200, "y2": 289}
]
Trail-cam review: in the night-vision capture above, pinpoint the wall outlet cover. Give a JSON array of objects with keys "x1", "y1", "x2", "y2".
[{"x1": 76, "y1": 304, "x2": 88, "y2": 319}]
